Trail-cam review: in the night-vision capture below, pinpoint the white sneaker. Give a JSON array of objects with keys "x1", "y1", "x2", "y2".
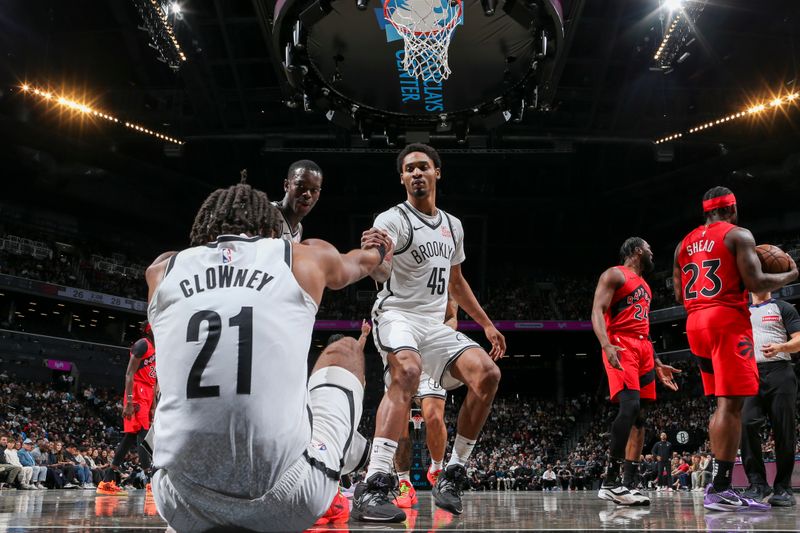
[
  {"x1": 63, "y1": 483, "x2": 77, "y2": 489},
  {"x1": 599, "y1": 485, "x2": 645, "y2": 506},
  {"x1": 36, "y1": 483, "x2": 47, "y2": 490},
  {"x1": 627, "y1": 488, "x2": 651, "y2": 506}
]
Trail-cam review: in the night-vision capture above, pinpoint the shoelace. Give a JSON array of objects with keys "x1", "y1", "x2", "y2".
[
  {"x1": 438, "y1": 475, "x2": 463, "y2": 497},
  {"x1": 363, "y1": 477, "x2": 399, "y2": 507}
]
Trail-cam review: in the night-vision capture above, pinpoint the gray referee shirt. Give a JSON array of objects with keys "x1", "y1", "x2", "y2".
[{"x1": 748, "y1": 299, "x2": 800, "y2": 363}]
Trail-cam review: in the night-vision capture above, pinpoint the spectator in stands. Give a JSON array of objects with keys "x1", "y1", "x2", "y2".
[
  {"x1": 671, "y1": 457, "x2": 690, "y2": 491},
  {"x1": 4, "y1": 436, "x2": 35, "y2": 489},
  {"x1": 19, "y1": 439, "x2": 46, "y2": 489},
  {"x1": 70, "y1": 444, "x2": 95, "y2": 489},
  {"x1": 641, "y1": 455, "x2": 657, "y2": 489},
  {"x1": 542, "y1": 465, "x2": 557, "y2": 491},
  {"x1": 0, "y1": 434, "x2": 22, "y2": 489},
  {"x1": 50, "y1": 441, "x2": 79, "y2": 488},
  {"x1": 557, "y1": 464, "x2": 572, "y2": 491}
]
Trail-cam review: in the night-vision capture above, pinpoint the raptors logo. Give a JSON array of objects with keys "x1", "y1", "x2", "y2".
[{"x1": 737, "y1": 337, "x2": 754, "y2": 360}]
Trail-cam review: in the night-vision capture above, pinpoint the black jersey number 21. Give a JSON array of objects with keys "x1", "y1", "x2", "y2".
[{"x1": 186, "y1": 307, "x2": 253, "y2": 398}]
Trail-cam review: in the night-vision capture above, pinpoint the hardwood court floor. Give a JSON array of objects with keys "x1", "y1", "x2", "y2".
[{"x1": 1, "y1": 487, "x2": 798, "y2": 532}]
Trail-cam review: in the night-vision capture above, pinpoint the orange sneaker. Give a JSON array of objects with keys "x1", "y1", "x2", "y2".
[
  {"x1": 145, "y1": 483, "x2": 152, "y2": 495},
  {"x1": 314, "y1": 487, "x2": 349, "y2": 525},
  {"x1": 95, "y1": 481, "x2": 128, "y2": 496},
  {"x1": 393, "y1": 479, "x2": 418, "y2": 508},
  {"x1": 427, "y1": 467, "x2": 442, "y2": 487},
  {"x1": 95, "y1": 496, "x2": 123, "y2": 517}
]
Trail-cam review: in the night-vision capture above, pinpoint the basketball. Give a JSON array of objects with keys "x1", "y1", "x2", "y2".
[{"x1": 756, "y1": 244, "x2": 793, "y2": 273}]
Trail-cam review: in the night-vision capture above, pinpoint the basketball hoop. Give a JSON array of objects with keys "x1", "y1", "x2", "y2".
[
  {"x1": 411, "y1": 415, "x2": 424, "y2": 430},
  {"x1": 384, "y1": 0, "x2": 463, "y2": 84}
]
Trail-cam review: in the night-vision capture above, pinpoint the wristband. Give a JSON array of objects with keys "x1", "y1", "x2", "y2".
[{"x1": 377, "y1": 244, "x2": 386, "y2": 263}]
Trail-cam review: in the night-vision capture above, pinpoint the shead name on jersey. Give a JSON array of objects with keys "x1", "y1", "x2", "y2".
[
  {"x1": 178, "y1": 265, "x2": 275, "y2": 298},
  {"x1": 685, "y1": 239, "x2": 716, "y2": 256}
]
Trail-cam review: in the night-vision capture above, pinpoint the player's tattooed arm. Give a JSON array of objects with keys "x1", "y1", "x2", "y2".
[
  {"x1": 591, "y1": 267, "x2": 626, "y2": 371},
  {"x1": 729, "y1": 227, "x2": 799, "y2": 293}
]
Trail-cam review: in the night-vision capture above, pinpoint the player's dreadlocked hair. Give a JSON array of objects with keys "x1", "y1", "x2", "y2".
[
  {"x1": 396, "y1": 143, "x2": 442, "y2": 173},
  {"x1": 702, "y1": 185, "x2": 736, "y2": 220},
  {"x1": 619, "y1": 237, "x2": 646, "y2": 264},
  {"x1": 189, "y1": 172, "x2": 283, "y2": 246}
]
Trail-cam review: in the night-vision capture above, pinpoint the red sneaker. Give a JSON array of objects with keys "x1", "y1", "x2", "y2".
[
  {"x1": 393, "y1": 479, "x2": 418, "y2": 508},
  {"x1": 427, "y1": 467, "x2": 443, "y2": 487},
  {"x1": 314, "y1": 488, "x2": 349, "y2": 525}
]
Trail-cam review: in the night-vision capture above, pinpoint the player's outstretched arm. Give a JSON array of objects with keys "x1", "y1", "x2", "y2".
[
  {"x1": 730, "y1": 228, "x2": 798, "y2": 293},
  {"x1": 590, "y1": 267, "x2": 625, "y2": 371},
  {"x1": 357, "y1": 319, "x2": 372, "y2": 351},
  {"x1": 294, "y1": 232, "x2": 392, "y2": 304},
  {"x1": 449, "y1": 263, "x2": 505, "y2": 359}
]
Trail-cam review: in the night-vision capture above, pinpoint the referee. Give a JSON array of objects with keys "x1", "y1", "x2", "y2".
[{"x1": 740, "y1": 291, "x2": 800, "y2": 507}]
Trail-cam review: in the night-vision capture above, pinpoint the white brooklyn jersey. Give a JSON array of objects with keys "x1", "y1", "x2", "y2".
[
  {"x1": 271, "y1": 201, "x2": 302, "y2": 242},
  {"x1": 372, "y1": 202, "x2": 465, "y2": 323},
  {"x1": 147, "y1": 236, "x2": 317, "y2": 496}
]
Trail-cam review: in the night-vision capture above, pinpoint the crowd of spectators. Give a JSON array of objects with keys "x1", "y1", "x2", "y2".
[{"x1": 0, "y1": 372, "x2": 146, "y2": 491}]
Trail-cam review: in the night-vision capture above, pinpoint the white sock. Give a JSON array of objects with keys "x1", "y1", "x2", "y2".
[
  {"x1": 446, "y1": 434, "x2": 476, "y2": 468},
  {"x1": 398, "y1": 471, "x2": 411, "y2": 483},
  {"x1": 365, "y1": 438, "x2": 397, "y2": 479},
  {"x1": 430, "y1": 460, "x2": 443, "y2": 472}
]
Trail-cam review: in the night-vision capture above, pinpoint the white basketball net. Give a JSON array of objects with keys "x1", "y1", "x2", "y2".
[{"x1": 385, "y1": 0, "x2": 462, "y2": 84}]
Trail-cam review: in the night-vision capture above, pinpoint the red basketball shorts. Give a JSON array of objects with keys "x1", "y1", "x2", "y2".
[
  {"x1": 602, "y1": 333, "x2": 656, "y2": 402},
  {"x1": 686, "y1": 308, "x2": 758, "y2": 397},
  {"x1": 123, "y1": 383, "x2": 155, "y2": 433}
]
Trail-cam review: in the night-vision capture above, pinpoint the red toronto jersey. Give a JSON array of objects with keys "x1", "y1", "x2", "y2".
[
  {"x1": 678, "y1": 221, "x2": 748, "y2": 315},
  {"x1": 133, "y1": 338, "x2": 157, "y2": 387},
  {"x1": 604, "y1": 266, "x2": 651, "y2": 336}
]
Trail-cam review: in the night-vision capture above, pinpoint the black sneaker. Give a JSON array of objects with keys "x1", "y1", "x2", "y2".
[
  {"x1": 351, "y1": 472, "x2": 406, "y2": 523},
  {"x1": 768, "y1": 488, "x2": 796, "y2": 507},
  {"x1": 433, "y1": 464, "x2": 467, "y2": 514},
  {"x1": 740, "y1": 484, "x2": 773, "y2": 502}
]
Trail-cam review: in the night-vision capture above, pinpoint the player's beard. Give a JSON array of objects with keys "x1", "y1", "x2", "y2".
[
  {"x1": 412, "y1": 187, "x2": 428, "y2": 198},
  {"x1": 642, "y1": 255, "x2": 655, "y2": 273}
]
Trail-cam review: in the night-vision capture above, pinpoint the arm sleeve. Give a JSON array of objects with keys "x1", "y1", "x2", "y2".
[
  {"x1": 130, "y1": 338, "x2": 150, "y2": 358},
  {"x1": 777, "y1": 300, "x2": 800, "y2": 335}
]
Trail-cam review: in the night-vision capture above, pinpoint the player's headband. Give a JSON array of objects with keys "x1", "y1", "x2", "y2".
[
  {"x1": 702, "y1": 194, "x2": 736, "y2": 212},
  {"x1": 143, "y1": 322, "x2": 152, "y2": 334}
]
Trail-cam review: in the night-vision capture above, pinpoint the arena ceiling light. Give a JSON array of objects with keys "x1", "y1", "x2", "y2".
[
  {"x1": 653, "y1": 0, "x2": 706, "y2": 69},
  {"x1": 20, "y1": 83, "x2": 184, "y2": 145},
  {"x1": 654, "y1": 91, "x2": 800, "y2": 144},
  {"x1": 133, "y1": 0, "x2": 187, "y2": 70}
]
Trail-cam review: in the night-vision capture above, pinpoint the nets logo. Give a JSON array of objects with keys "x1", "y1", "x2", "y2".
[{"x1": 221, "y1": 248, "x2": 233, "y2": 264}]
